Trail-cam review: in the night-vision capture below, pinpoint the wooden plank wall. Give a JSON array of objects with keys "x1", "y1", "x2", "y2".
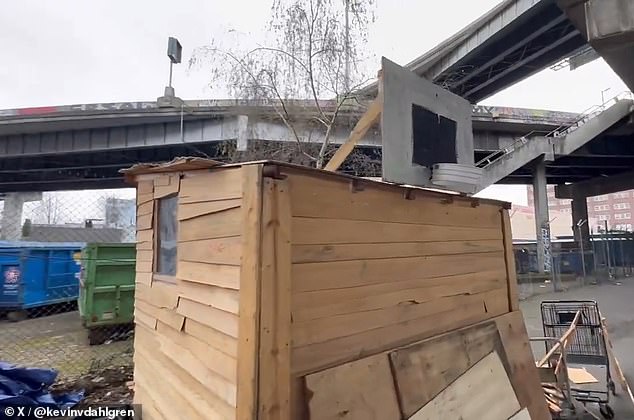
[
  {"x1": 285, "y1": 171, "x2": 512, "y2": 376},
  {"x1": 133, "y1": 167, "x2": 246, "y2": 420}
]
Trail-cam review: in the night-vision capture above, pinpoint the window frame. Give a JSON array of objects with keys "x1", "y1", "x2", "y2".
[{"x1": 153, "y1": 193, "x2": 179, "y2": 282}]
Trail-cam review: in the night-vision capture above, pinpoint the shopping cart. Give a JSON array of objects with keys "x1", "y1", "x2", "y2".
[{"x1": 540, "y1": 300, "x2": 616, "y2": 419}]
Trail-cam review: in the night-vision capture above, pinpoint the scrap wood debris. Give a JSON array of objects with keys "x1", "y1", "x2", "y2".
[{"x1": 542, "y1": 383, "x2": 564, "y2": 415}]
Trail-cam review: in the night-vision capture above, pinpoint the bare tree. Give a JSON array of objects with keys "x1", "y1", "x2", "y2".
[
  {"x1": 191, "y1": 0, "x2": 376, "y2": 168},
  {"x1": 34, "y1": 194, "x2": 62, "y2": 225}
]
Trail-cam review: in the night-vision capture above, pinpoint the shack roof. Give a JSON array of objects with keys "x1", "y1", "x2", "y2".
[{"x1": 121, "y1": 157, "x2": 510, "y2": 209}]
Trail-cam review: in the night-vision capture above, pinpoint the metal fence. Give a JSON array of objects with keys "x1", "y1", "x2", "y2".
[
  {"x1": 514, "y1": 232, "x2": 634, "y2": 300},
  {"x1": 0, "y1": 189, "x2": 136, "y2": 403}
]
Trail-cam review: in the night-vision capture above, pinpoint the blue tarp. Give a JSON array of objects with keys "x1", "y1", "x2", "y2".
[{"x1": 0, "y1": 361, "x2": 83, "y2": 417}]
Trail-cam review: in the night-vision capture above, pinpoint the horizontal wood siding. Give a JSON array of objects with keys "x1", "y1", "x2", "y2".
[
  {"x1": 285, "y1": 171, "x2": 510, "y2": 376},
  {"x1": 133, "y1": 168, "x2": 244, "y2": 420}
]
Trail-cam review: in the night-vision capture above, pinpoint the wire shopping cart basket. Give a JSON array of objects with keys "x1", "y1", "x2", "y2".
[{"x1": 541, "y1": 300, "x2": 616, "y2": 419}]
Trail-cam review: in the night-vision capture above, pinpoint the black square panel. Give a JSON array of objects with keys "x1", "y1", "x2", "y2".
[{"x1": 411, "y1": 104, "x2": 457, "y2": 167}]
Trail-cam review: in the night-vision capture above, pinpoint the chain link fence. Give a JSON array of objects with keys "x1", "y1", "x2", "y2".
[
  {"x1": 514, "y1": 231, "x2": 634, "y2": 300},
  {"x1": 0, "y1": 189, "x2": 136, "y2": 403}
]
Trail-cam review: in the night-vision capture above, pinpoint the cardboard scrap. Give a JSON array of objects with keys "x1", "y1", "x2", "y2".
[{"x1": 567, "y1": 367, "x2": 598, "y2": 384}]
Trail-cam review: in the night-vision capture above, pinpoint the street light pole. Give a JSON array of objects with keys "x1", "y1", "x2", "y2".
[{"x1": 577, "y1": 219, "x2": 587, "y2": 283}]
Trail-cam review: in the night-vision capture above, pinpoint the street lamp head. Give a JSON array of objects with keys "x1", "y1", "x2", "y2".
[{"x1": 167, "y1": 37, "x2": 182, "y2": 64}]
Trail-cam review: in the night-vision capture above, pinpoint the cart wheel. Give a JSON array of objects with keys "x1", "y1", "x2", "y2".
[
  {"x1": 88, "y1": 328, "x2": 108, "y2": 346},
  {"x1": 608, "y1": 379, "x2": 617, "y2": 396},
  {"x1": 7, "y1": 310, "x2": 27, "y2": 322},
  {"x1": 599, "y1": 404, "x2": 615, "y2": 419}
]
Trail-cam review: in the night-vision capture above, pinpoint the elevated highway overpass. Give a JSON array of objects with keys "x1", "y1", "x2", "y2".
[{"x1": 0, "y1": 100, "x2": 578, "y2": 192}]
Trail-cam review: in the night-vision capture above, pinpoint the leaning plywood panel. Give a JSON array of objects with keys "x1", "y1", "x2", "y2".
[
  {"x1": 495, "y1": 312, "x2": 551, "y2": 420},
  {"x1": 390, "y1": 321, "x2": 505, "y2": 417},
  {"x1": 409, "y1": 351, "x2": 521, "y2": 420},
  {"x1": 305, "y1": 353, "x2": 401, "y2": 420}
]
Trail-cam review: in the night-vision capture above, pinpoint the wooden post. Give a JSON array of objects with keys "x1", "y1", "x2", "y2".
[
  {"x1": 258, "y1": 177, "x2": 292, "y2": 419},
  {"x1": 501, "y1": 209, "x2": 519, "y2": 311},
  {"x1": 236, "y1": 164, "x2": 264, "y2": 420}
]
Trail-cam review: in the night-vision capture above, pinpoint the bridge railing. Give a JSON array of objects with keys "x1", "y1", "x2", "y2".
[{"x1": 476, "y1": 91, "x2": 634, "y2": 169}]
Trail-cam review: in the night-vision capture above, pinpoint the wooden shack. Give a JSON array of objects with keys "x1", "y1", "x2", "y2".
[{"x1": 125, "y1": 158, "x2": 550, "y2": 420}]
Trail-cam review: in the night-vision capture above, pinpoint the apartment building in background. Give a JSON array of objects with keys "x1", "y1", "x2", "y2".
[{"x1": 527, "y1": 186, "x2": 634, "y2": 232}]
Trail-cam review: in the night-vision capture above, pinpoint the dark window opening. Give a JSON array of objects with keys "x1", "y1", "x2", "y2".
[
  {"x1": 411, "y1": 103, "x2": 457, "y2": 167},
  {"x1": 156, "y1": 195, "x2": 178, "y2": 276}
]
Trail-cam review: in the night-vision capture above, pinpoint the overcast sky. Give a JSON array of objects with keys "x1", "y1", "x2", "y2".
[{"x1": 0, "y1": 0, "x2": 629, "y2": 205}]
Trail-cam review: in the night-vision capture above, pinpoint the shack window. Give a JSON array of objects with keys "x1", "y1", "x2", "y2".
[{"x1": 156, "y1": 195, "x2": 178, "y2": 276}]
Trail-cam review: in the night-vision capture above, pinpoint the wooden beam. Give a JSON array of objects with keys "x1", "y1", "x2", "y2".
[
  {"x1": 536, "y1": 311, "x2": 580, "y2": 368},
  {"x1": 236, "y1": 164, "x2": 264, "y2": 420},
  {"x1": 258, "y1": 178, "x2": 293, "y2": 419},
  {"x1": 501, "y1": 209, "x2": 519, "y2": 311},
  {"x1": 324, "y1": 96, "x2": 383, "y2": 172}
]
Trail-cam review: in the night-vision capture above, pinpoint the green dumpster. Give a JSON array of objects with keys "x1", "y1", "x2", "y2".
[{"x1": 78, "y1": 243, "x2": 136, "y2": 345}]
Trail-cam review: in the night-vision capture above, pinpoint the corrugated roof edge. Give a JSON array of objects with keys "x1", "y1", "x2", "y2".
[{"x1": 121, "y1": 157, "x2": 510, "y2": 209}]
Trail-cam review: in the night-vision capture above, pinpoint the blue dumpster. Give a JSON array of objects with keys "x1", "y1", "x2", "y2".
[{"x1": 0, "y1": 242, "x2": 83, "y2": 317}]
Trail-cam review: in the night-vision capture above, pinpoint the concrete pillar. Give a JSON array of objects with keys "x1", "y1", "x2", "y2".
[
  {"x1": 532, "y1": 159, "x2": 552, "y2": 275},
  {"x1": 571, "y1": 194, "x2": 593, "y2": 276},
  {"x1": 0, "y1": 192, "x2": 43, "y2": 241},
  {"x1": 572, "y1": 195, "x2": 590, "y2": 244}
]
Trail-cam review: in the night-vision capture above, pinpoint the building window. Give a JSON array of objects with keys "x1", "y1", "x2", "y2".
[
  {"x1": 593, "y1": 195, "x2": 609, "y2": 202},
  {"x1": 613, "y1": 192, "x2": 630, "y2": 199},
  {"x1": 156, "y1": 195, "x2": 178, "y2": 276},
  {"x1": 594, "y1": 204, "x2": 610, "y2": 211},
  {"x1": 614, "y1": 203, "x2": 631, "y2": 210},
  {"x1": 598, "y1": 214, "x2": 610, "y2": 221}
]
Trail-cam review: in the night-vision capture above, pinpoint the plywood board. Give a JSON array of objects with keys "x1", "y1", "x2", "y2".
[
  {"x1": 178, "y1": 199, "x2": 241, "y2": 221},
  {"x1": 292, "y1": 240, "x2": 504, "y2": 263},
  {"x1": 179, "y1": 207, "x2": 242, "y2": 242},
  {"x1": 292, "y1": 271, "x2": 503, "y2": 323},
  {"x1": 184, "y1": 318, "x2": 238, "y2": 359},
  {"x1": 135, "y1": 300, "x2": 185, "y2": 332},
  {"x1": 286, "y1": 171, "x2": 501, "y2": 229},
  {"x1": 176, "y1": 297, "x2": 239, "y2": 338},
  {"x1": 135, "y1": 282, "x2": 179, "y2": 309},
  {"x1": 292, "y1": 252, "x2": 506, "y2": 292},
  {"x1": 178, "y1": 236, "x2": 242, "y2": 266},
  {"x1": 292, "y1": 289, "x2": 509, "y2": 375},
  {"x1": 292, "y1": 289, "x2": 506, "y2": 348},
  {"x1": 136, "y1": 327, "x2": 236, "y2": 419},
  {"x1": 390, "y1": 321, "x2": 505, "y2": 417},
  {"x1": 178, "y1": 280, "x2": 240, "y2": 314},
  {"x1": 156, "y1": 321, "x2": 237, "y2": 384},
  {"x1": 495, "y1": 312, "x2": 551, "y2": 420},
  {"x1": 305, "y1": 354, "x2": 400, "y2": 420},
  {"x1": 292, "y1": 217, "x2": 502, "y2": 245},
  {"x1": 179, "y1": 168, "x2": 242, "y2": 204},
  {"x1": 177, "y1": 261, "x2": 240, "y2": 290},
  {"x1": 410, "y1": 351, "x2": 520, "y2": 420}
]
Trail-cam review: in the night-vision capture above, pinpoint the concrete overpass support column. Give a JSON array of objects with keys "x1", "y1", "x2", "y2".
[
  {"x1": 532, "y1": 159, "x2": 553, "y2": 277},
  {"x1": 571, "y1": 194, "x2": 593, "y2": 277},
  {"x1": 0, "y1": 192, "x2": 42, "y2": 241}
]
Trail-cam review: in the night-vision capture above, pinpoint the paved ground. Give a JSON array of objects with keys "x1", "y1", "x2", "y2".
[
  {"x1": 521, "y1": 279, "x2": 634, "y2": 418},
  {"x1": 0, "y1": 310, "x2": 132, "y2": 379}
]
